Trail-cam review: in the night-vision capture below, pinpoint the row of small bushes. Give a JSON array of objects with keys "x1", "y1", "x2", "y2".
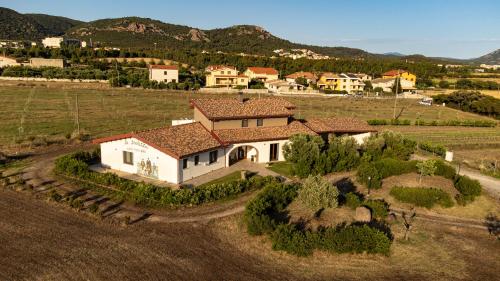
[
  {"x1": 367, "y1": 119, "x2": 411, "y2": 126},
  {"x1": 418, "y1": 142, "x2": 447, "y2": 157},
  {"x1": 55, "y1": 151, "x2": 278, "y2": 207},
  {"x1": 271, "y1": 223, "x2": 391, "y2": 257},
  {"x1": 244, "y1": 182, "x2": 392, "y2": 256},
  {"x1": 357, "y1": 158, "x2": 419, "y2": 189},
  {"x1": 367, "y1": 119, "x2": 496, "y2": 127},
  {"x1": 390, "y1": 186, "x2": 454, "y2": 208}
]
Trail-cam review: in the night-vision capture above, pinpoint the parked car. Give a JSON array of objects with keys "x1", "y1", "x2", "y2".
[{"x1": 419, "y1": 98, "x2": 433, "y2": 106}]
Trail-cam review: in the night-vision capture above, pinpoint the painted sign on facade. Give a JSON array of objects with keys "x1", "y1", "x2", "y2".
[{"x1": 137, "y1": 158, "x2": 159, "y2": 179}]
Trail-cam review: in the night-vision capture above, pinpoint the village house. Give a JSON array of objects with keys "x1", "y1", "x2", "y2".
[
  {"x1": 244, "y1": 67, "x2": 279, "y2": 82},
  {"x1": 93, "y1": 97, "x2": 376, "y2": 184},
  {"x1": 382, "y1": 69, "x2": 417, "y2": 86},
  {"x1": 149, "y1": 65, "x2": 179, "y2": 83},
  {"x1": 352, "y1": 73, "x2": 372, "y2": 81},
  {"x1": 371, "y1": 77, "x2": 416, "y2": 93},
  {"x1": 317, "y1": 73, "x2": 365, "y2": 94},
  {"x1": 285, "y1": 71, "x2": 318, "y2": 84},
  {"x1": 42, "y1": 37, "x2": 64, "y2": 48},
  {"x1": 264, "y1": 79, "x2": 306, "y2": 93},
  {"x1": 205, "y1": 65, "x2": 249, "y2": 88}
]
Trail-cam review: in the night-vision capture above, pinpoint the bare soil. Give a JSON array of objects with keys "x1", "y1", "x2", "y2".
[{"x1": 0, "y1": 188, "x2": 300, "y2": 281}]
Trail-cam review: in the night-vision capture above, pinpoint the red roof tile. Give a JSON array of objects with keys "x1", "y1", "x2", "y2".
[
  {"x1": 93, "y1": 122, "x2": 222, "y2": 159},
  {"x1": 190, "y1": 98, "x2": 296, "y2": 120},
  {"x1": 213, "y1": 121, "x2": 317, "y2": 144},
  {"x1": 285, "y1": 71, "x2": 317, "y2": 80},
  {"x1": 246, "y1": 67, "x2": 279, "y2": 75},
  {"x1": 305, "y1": 117, "x2": 377, "y2": 133},
  {"x1": 149, "y1": 65, "x2": 178, "y2": 70},
  {"x1": 383, "y1": 69, "x2": 409, "y2": 76}
]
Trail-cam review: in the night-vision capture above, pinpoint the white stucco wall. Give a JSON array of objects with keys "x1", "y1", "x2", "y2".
[
  {"x1": 224, "y1": 139, "x2": 289, "y2": 166},
  {"x1": 100, "y1": 138, "x2": 180, "y2": 184},
  {"x1": 180, "y1": 148, "x2": 226, "y2": 182},
  {"x1": 149, "y1": 68, "x2": 179, "y2": 83},
  {"x1": 349, "y1": 132, "x2": 372, "y2": 145}
]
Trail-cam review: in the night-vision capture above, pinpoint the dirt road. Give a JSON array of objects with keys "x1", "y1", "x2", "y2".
[{"x1": 459, "y1": 167, "x2": 500, "y2": 200}]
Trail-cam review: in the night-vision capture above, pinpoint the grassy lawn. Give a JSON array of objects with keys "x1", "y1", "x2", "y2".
[
  {"x1": 198, "y1": 171, "x2": 242, "y2": 187},
  {"x1": 266, "y1": 161, "x2": 294, "y2": 178},
  {"x1": 0, "y1": 83, "x2": 497, "y2": 150}
]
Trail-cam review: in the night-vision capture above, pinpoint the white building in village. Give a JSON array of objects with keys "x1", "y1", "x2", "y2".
[
  {"x1": 149, "y1": 65, "x2": 179, "y2": 83},
  {"x1": 94, "y1": 97, "x2": 377, "y2": 184}
]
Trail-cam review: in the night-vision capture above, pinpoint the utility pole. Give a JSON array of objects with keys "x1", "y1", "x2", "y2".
[
  {"x1": 75, "y1": 92, "x2": 80, "y2": 135},
  {"x1": 392, "y1": 69, "x2": 400, "y2": 119},
  {"x1": 115, "y1": 60, "x2": 120, "y2": 86}
]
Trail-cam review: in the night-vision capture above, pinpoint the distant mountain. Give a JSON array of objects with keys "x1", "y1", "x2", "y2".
[
  {"x1": 66, "y1": 17, "x2": 370, "y2": 57},
  {"x1": 471, "y1": 49, "x2": 500, "y2": 65},
  {"x1": 383, "y1": 52, "x2": 406, "y2": 57},
  {"x1": 0, "y1": 7, "x2": 83, "y2": 40}
]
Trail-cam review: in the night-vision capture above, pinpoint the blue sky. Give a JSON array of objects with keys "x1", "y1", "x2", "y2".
[{"x1": 2, "y1": 0, "x2": 499, "y2": 59}]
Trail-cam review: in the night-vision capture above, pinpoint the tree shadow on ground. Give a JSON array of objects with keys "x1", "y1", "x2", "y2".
[
  {"x1": 100, "y1": 200, "x2": 124, "y2": 217},
  {"x1": 129, "y1": 212, "x2": 153, "y2": 225},
  {"x1": 485, "y1": 213, "x2": 499, "y2": 238}
]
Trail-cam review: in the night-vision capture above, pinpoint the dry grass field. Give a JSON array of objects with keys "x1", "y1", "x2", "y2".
[
  {"x1": 1, "y1": 82, "x2": 497, "y2": 150},
  {"x1": 423, "y1": 88, "x2": 500, "y2": 99}
]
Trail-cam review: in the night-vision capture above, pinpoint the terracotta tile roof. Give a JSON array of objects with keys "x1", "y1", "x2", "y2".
[
  {"x1": 213, "y1": 121, "x2": 317, "y2": 144},
  {"x1": 206, "y1": 65, "x2": 237, "y2": 72},
  {"x1": 246, "y1": 67, "x2": 279, "y2": 75},
  {"x1": 93, "y1": 122, "x2": 222, "y2": 159},
  {"x1": 149, "y1": 65, "x2": 178, "y2": 70},
  {"x1": 383, "y1": 69, "x2": 409, "y2": 76},
  {"x1": 285, "y1": 71, "x2": 317, "y2": 80},
  {"x1": 190, "y1": 98, "x2": 296, "y2": 120},
  {"x1": 305, "y1": 117, "x2": 377, "y2": 133}
]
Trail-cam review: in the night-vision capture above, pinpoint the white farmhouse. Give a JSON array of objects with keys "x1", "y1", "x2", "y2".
[
  {"x1": 94, "y1": 97, "x2": 376, "y2": 184},
  {"x1": 148, "y1": 65, "x2": 179, "y2": 83},
  {"x1": 371, "y1": 77, "x2": 416, "y2": 92},
  {"x1": 42, "y1": 37, "x2": 64, "y2": 48}
]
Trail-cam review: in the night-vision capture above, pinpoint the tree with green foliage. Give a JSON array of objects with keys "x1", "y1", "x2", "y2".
[
  {"x1": 249, "y1": 78, "x2": 266, "y2": 89},
  {"x1": 438, "y1": 80, "x2": 450, "y2": 89},
  {"x1": 416, "y1": 160, "x2": 437, "y2": 183},
  {"x1": 298, "y1": 175, "x2": 339, "y2": 213},
  {"x1": 295, "y1": 77, "x2": 309, "y2": 87},
  {"x1": 283, "y1": 134, "x2": 324, "y2": 178}
]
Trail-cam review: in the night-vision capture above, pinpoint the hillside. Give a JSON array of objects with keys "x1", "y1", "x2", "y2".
[
  {"x1": 0, "y1": 7, "x2": 83, "y2": 40},
  {"x1": 471, "y1": 49, "x2": 500, "y2": 65},
  {"x1": 66, "y1": 17, "x2": 369, "y2": 57}
]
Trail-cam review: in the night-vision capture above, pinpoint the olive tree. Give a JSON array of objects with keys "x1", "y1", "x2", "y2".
[
  {"x1": 416, "y1": 160, "x2": 437, "y2": 183},
  {"x1": 298, "y1": 175, "x2": 339, "y2": 214}
]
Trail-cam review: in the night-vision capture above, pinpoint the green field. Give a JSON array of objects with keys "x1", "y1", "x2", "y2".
[{"x1": 0, "y1": 83, "x2": 498, "y2": 149}]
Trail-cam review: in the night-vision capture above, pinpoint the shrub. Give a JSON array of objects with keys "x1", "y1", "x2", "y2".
[
  {"x1": 362, "y1": 199, "x2": 389, "y2": 219},
  {"x1": 419, "y1": 142, "x2": 446, "y2": 157},
  {"x1": 374, "y1": 158, "x2": 418, "y2": 178},
  {"x1": 390, "y1": 186, "x2": 454, "y2": 208},
  {"x1": 362, "y1": 131, "x2": 416, "y2": 161},
  {"x1": 88, "y1": 202, "x2": 99, "y2": 213},
  {"x1": 454, "y1": 175, "x2": 481, "y2": 204},
  {"x1": 48, "y1": 189, "x2": 63, "y2": 202},
  {"x1": 244, "y1": 182, "x2": 299, "y2": 235},
  {"x1": 434, "y1": 160, "x2": 456, "y2": 180},
  {"x1": 356, "y1": 162, "x2": 382, "y2": 189},
  {"x1": 298, "y1": 175, "x2": 339, "y2": 212},
  {"x1": 416, "y1": 160, "x2": 437, "y2": 182},
  {"x1": 271, "y1": 224, "x2": 315, "y2": 256},
  {"x1": 344, "y1": 192, "x2": 362, "y2": 209},
  {"x1": 318, "y1": 224, "x2": 391, "y2": 255}
]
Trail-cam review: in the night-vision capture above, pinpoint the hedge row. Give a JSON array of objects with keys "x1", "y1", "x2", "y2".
[
  {"x1": 390, "y1": 186, "x2": 454, "y2": 208},
  {"x1": 367, "y1": 119, "x2": 496, "y2": 127},
  {"x1": 418, "y1": 142, "x2": 447, "y2": 157},
  {"x1": 245, "y1": 182, "x2": 392, "y2": 256},
  {"x1": 357, "y1": 158, "x2": 418, "y2": 189},
  {"x1": 344, "y1": 193, "x2": 389, "y2": 219},
  {"x1": 271, "y1": 223, "x2": 391, "y2": 257},
  {"x1": 55, "y1": 151, "x2": 278, "y2": 207}
]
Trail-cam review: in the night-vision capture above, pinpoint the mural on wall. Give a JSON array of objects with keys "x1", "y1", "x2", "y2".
[{"x1": 137, "y1": 158, "x2": 159, "y2": 179}]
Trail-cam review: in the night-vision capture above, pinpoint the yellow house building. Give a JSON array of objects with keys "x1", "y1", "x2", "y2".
[
  {"x1": 382, "y1": 69, "x2": 416, "y2": 86},
  {"x1": 243, "y1": 67, "x2": 279, "y2": 82},
  {"x1": 317, "y1": 73, "x2": 365, "y2": 94},
  {"x1": 205, "y1": 65, "x2": 249, "y2": 88}
]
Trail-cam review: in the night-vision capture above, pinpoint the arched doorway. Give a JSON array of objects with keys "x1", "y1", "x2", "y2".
[{"x1": 228, "y1": 145, "x2": 258, "y2": 166}]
